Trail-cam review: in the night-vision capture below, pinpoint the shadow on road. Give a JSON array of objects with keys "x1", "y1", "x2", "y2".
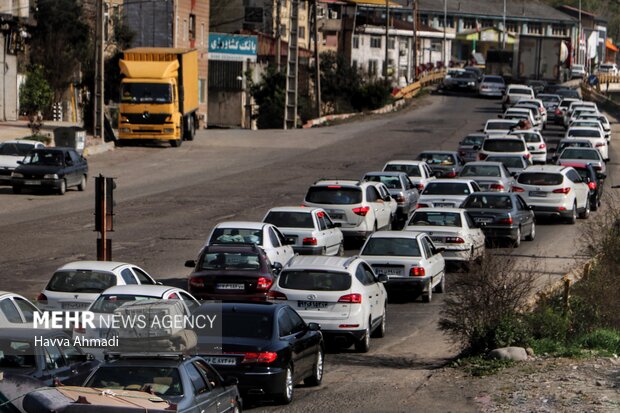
[{"x1": 332, "y1": 353, "x2": 450, "y2": 370}]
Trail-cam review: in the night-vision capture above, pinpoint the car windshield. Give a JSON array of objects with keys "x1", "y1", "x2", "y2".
[
  {"x1": 463, "y1": 195, "x2": 513, "y2": 209},
  {"x1": 540, "y1": 95, "x2": 560, "y2": 104},
  {"x1": 210, "y1": 228, "x2": 263, "y2": 245},
  {"x1": 486, "y1": 156, "x2": 525, "y2": 168},
  {"x1": 455, "y1": 72, "x2": 476, "y2": 79},
  {"x1": 0, "y1": 143, "x2": 34, "y2": 156},
  {"x1": 0, "y1": 340, "x2": 35, "y2": 368},
  {"x1": 559, "y1": 149, "x2": 600, "y2": 160},
  {"x1": 121, "y1": 83, "x2": 172, "y2": 104},
  {"x1": 264, "y1": 211, "x2": 314, "y2": 228},
  {"x1": 568, "y1": 130, "x2": 601, "y2": 138},
  {"x1": 305, "y1": 187, "x2": 363, "y2": 205},
  {"x1": 362, "y1": 237, "x2": 421, "y2": 257},
  {"x1": 409, "y1": 211, "x2": 462, "y2": 227},
  {"x1": 22, "y1": 151, "x2": 64, "y2": 166},
  {"x1": 557, "y1": 89, "x2": 580, "y2": 99},
  {"x1": 422, "y1": 182, "x2": 470, "y2": 195},
  {"x1": 384, "y1": 164, "x2": 421, "y2": 177},
  {"x1": 483, "y1": 140, "x2": 525, "y2": 152},
  {"x1": 518, "y1": 173, "x2": 563, "y2": 186},
  {"x1": 487, "y1": 122, "x2": 517, "y2": 130},
  {"x1": 461, "y1": 135, "x2": 485, "y2": 146},
  {"x1": 200, "y1": 252, "x2": 261, "y2": 270},
  {"x1": 221, "y1": 312, "x2": 273, "y2": 340},
  {"x1": 85, "y1": 366, "x2": 182, "y2": 397},
  {"x1": 364, "y1": 175, "x2": 402, "y2": 189},
  {"x1": 278, "y1": 270, "x2": 352, "y2": 291},
  {"x1": 460, "y1": 165, "x2": 501, "y2": 177},
  {"x1": 511, "y1": 132, "x2": 541, "y2": 143},
  {"x1": 482, "y1": 76, "x2": 504, "y2": 84},
  {"x1": 418, "y1": 153, "x2": 455, "y2": 165},
  {"x1": 46, "y1": 270, "x2": 116, "y2": 293},
  {"x1": 558, "y1": 141, "x2": 592, "y2": 151},
  {"x1": 89, "y1": 295, "x2": 158, "y2": 314}
]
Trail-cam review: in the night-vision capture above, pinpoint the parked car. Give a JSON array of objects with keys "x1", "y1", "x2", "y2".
[
  {"x1": 382, "y1": 160, "x2": 436, "y2": 191},
  {"x1": 303, "y1": 179, "x2": 394, "y2": 239},
  {"x1": 0, "y1": 328, "x2": 99, "y2": 386},
  {"x1": 458, "y1": 133, "x2": 487, "y2": 162},
  {"x1": 509, "y1": 130, "x2": 547, "y2": 164},
  {"x1": 564, "y1": 127, "x2": 609, "y2": 161},
  {"x1": 195, "y1": 302, "x2": 324, "y2": 404},
  {"x1": 84, "y1": 353, "x2": 242, "y2": 411},
  {"x1": 0, "y1": 291, "x2": 42, "y2": 328},
  {"x1": 597, "y1": 63, "x2": 618, "y2": 75},
  {"x1": 556, "y1": 147, "x2": 606, "y2": 175},
  {"x1": 269, "y1": 255, "x2": 387, "y2": 353},
  {"x1": 512, "y1": 165, "x2": 591, "y2": 224},
  {"x1": 502, "y1": 84, "x2": 535, "y2": 111},
  {"x1": 570, "y1": 64, "x2": 587, "y2": 79},
  {"x1": 461, "y1": 192, "x2": 535, "y2": 246},
  {"x1": 478, "y1": 137, "x2": 532, "y2": 163},
  {"x1": 478, "y1": 75, "x2": 506, "y2": 97},
  {"x1": 0, "y1": 140, "x2": 45, "y2": 185},
  {"x1": 206, "y1": 221, "x2": 295, "y2": 267},
  {"x1": 484, "y1": 155, "x2": 531, "y2": 177},
  {"x1": 458, "y1": 161, "x2": 515, "y2": 192},
  {"x1": 443, "y1": 71, "x2": 478, "y2": 92},
  {"x1": 483, "y1": 119, "x2": 519, "y2": 136},
  {"x1": 10, "y1": 147, "x2": 88, "y2": 195},
  {"x1": 185, "y1": 243, "x2": 278, "y2": 301},
  {"x1": 404, "y1": 208, "x2": 485, "y2": 264},
  {"x1": 263, "y1": 206, "x2": 344, "y2": 256},
  {"x1": 359, "y1": 231, "x2": 446, "y2": 302},
  {"x1": 416, "y1": 150, "x2": 465, "y2": 178},
  {"x1": 416, "y1": 179, "x2": 481, "y2": 208},
  {"x1": 37, "y1": 261, "x2": 159, "y2": 312},
  {"x1": 362, "y1": 171, "x2": 419, "y2": 223}
]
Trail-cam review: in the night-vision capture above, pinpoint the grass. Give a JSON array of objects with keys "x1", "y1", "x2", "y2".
[{"x1": 452, "y1": 356, "x2": 516, "y2": 377}]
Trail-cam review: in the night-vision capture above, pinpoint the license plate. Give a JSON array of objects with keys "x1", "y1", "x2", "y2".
[
  {"x1": 203, "y1": 356, "x2": 237, "y2": 366},
  {"x1": 61, "y1": 302, "x2": 90, "y2": 310},
  {"x1": 24, "y1": 180, "x2": 41, "y2": 185},
  {"x1": 329, "y1": 213, "x2": 344, "y2": 220},
  {"x1": 297, "y1": 301, "x2": 328, "y2": 308},
  {"x1": 529, "y1": 191, "x2": 548, "y2": 197},
  {"x1": 373, "y1": 267, "x2": 403, "y2": 276},
  {"x1": 434, "y1": 203, "x2": 453, "y2": 207},
  {"x1": 216, "y1": 283, "x2": 245, "y2": 290},
  {"x1": 475, "y1": 217, "x2": 493, "y2": 223},
  {"x1": 431, "y1": 237, "x2": 444, "y2": 243}
]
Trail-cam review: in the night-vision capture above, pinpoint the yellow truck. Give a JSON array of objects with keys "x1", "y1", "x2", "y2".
[{"x1": 118, "y1": 48, "x2": 199, "y2": 147}]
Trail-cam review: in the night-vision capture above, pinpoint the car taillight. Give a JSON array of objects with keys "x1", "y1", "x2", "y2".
[
  {"x1": 267, "y1": 291, "x2": 287, "y2": 300},
  {"x1": 523, "y1": 154, "x2": 531, "y2": 159},
  {"x1": 36, "y1": 293, "x2": 47, "y2": 301},
  {"x1": 444, "y1": 171, "x2": 457, "y2": 178},
  {"x1": 553, "y1": 187, "x2": 571, "y2": 194},
  {"x1": 188, "y1": 277, "x2": 204, "y2": 288},
  {"x1": 228, "y1": 352, "x2": 278, "y2": 364},
  {"x1": 303, "y1": 237, "x2": 317, "y2": 245},
  {"x1": 445, "y1": 237, "x2": 465, "y2": 243},
  {"x1": 478, "y1": 153, "x2": 488, "y2": 160},
  {"x1": 489, "y1": 184, "x2": 505, "y2": 191},
  {"x1": 338, "y1": 293, "x2": 362, "y2": 303},
  {"x1": 499, "y1": 217, "x2": 513, "y2": 224},
  {"x1": 588, "y1": 182, "x2": 597, "y2": 190},
  {"x1": 595, "y1": 143, "x2": 605, "y2": 147},
  {"x1": 511, "y1": 186, "x2": 525, "y2": 192},
  {"x1": 416, "y1": 203, "x2": 429, "y2": 208},
  {"x1": 555, "y1": 108, "x2": 561, "y2": 115},
  {"x1": 409, "y1": 267, "x2": 426, "y2": 276},
  {"x1": 416, "y1": 183, "x2": 425, "y2": 191},
  {"x1": 352, "y1": 206, "x2": 370, "y2": 216},
  {"x1": 539, "y1": 143, "x2": 546, "y2": 149},
  {"x1": 256, "y1": 276, "x2": 272, "y2": 291}
]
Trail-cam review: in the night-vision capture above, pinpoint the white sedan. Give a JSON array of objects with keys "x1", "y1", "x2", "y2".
[
  {"x1": 0, "y1": 139, "x2": 45, "y2": 184},
  {"x1": 382, "y1": 160, "x2": 436, "y2": 191},
  {"x1": 416, "y1": 179, "x2": 481, "y2": 209},
  {"x1": 0, "y1": 291, "x2": 42, "y2": 327},
  {"x1": 359, "y1": 231, "x2": 446, "y2": 303},
  {"x1": 404, "y1": 208, "x2": 485, "y2": 264}
]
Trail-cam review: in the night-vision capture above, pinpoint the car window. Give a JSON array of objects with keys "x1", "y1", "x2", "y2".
[
  {"x1": 409, "y1": 211, "x2": 462, "y2": 227},
  {"x1": 0, "y1": 340, "x2": 35, "y2": 368},
  {"x1": 518, "y1": 173, "x2": 563, "y2": 186},
  {"x1": 278, "y1": 309, "x2": 295, "y2": 337},
  {"x1": 355, "y1": 264, "x2": 374, "y2": 286},
  {"x1": 420, "y1": 238, "x2": 434, "y2": 258},
  {"x1": 418, "y1": 153, "x2": 456, "y2": 165},
  {"x1": 422, "y1": 182, "x2": 470, "y2": 195},
  {"x1": 178, "y1": 292, "x2": 199, "y2": 313},
  {"x1": 483, "y1": 140, "x2": 526, "y2": 152},
  {"x1": 278, "y1": 271, "x2": 352, "y2": 291},
  {"x1": 517, "y1": 196, "x2": 528, "y2": 210},
  {"x1": 120, "y1": 268, "x2": 138, "y2": 285},
  {"x1": 317, "y1": 213, "x2": 328, "y2": 230},
  {"x1": 46, "y1": 270, "x2": 117, "y2": 293},
  {"x1": 362, "y1": 264, "x2": 378, "y2": 284},
  {"x1": 186, "y1": 363, "x2": 210, "y2": 394},
  {"x1": 264, "y1": 211, "x2": 314, "y2": 228},
  {"x1": 366, "y1": 186, "x2": 380, "y2": 202},
  {"x1": 322, "y1": 212, "x2": 335, "y2": 229},
  {"x1": 305, "y1": 186, "x2": 363, "y2": 205},
  {"x1": 362, "y1": 237, "x2": 422, "y2": 257},
  {"x1": 567, "y1": 170, "x2": 582, "y2": 183},
  {"x1": 384, "y1": 164, "x2": 422, "y2": 177},
  {"x1": 194, "y1": 360, "x2": 222, "y2": 388},
  {"x1": 69, "y1": 150, "x2": 81, "y2": 164},
  {"x1": 273, "y1": 227, "x2": 287, "y2": 246},
  {"x1": 285, "y1": 307, "x2": 306, "y2": 334},
  {"x1": 461, "y1": 165, "x2": 501, "y2": 177},
  {"x1": 85, "y1": 366, "x2": 182, "y2": 397},
  {"x1": 0, "y1": 299, "x2": 22, "y2": 323},
  {"x1": 13, "y1": 298, "x2": 38, "y2": 323},
  {"x1": 44, "y1": 345, "x2": 67, "y2": 370},
  {"x1": 268, "y1": 228, "x2": 281, "y2": 247},
  {"x1": 132, "y1": 267, "x2": 155, "y2": 285},
  {"x1": 211, "y1": 228, "x2": 263, "y2": 245},
  {"x1": 464, "y1": 213, "x2": 476, "y2": 228},
  {"x1": 365, "y1": 175, "x2": 402, "y2": 190},
  {"x1": 59, "y1": 343, "x2": 83, "y2": 363},
  {"x1": 463, "y1": 194, "x2": 513, "y2": 209}
]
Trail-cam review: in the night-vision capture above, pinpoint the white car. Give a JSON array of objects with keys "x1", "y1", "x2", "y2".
[
  {"x1": 0, "y1": 140, "x2": 45, "y2": 184},
  {"x1": 37, "y1": 261, "x2": 159, "y2": 312},
  {"x1": 416, "y1": 179, "x2": 481, "y2": 209},
  {"x1": 509, "y1": 130, "x2": 547, "y2": 164},
  {"x1": 359, "y1": 231, "x2": 446, "y2": 303},
  {"x1": 502, "y1": 84, "x2": 535, "y2": 110},
  {"x1": 598, "y1": 63, "x2": 618, "y2": 75},
  {"x1": 404, "y1": 208, "x2": 486, "y2": 263},
  {"x1": 262, "y1": 206, "x2": 344, "y2": 256},
  {"x1": 0, "y1": 291, "x2": 42, "y2": 328},
  {"x1": 514, "y1": 99, "x2": 547, "y2": 125},
  {"x1": 206, "y1": 221, "x2": 295, "y2": 267},
  {"x1": 478, "y1": 75, "x2": 506, "y2": 97},
  {"x1": 503, "y1": 108, "x2": 539, "y2": 129},
  {"x1": 570, "y1": 64, "x2": 587, "y2": 79},
  {"x1": 565, "y1": 127, "x2": 609, "y2": 161},
  {"x1": 303, "y1": 179, "x2": 395, "y2": 239},
  {"x1": 483, "y1": 119, "x2": 519, "y2": 136},
  {"x1": 568, "y1": 119, "x2": 606, "y2": 140},
  {"x1": 270, "y1": 255, "x2": 387, "y2": 352},
  {"x1": 576, "y1": 113, "x2": 611, "y2": 139},
  {"x1": 512, "y1": 165, "x2": 591, "y2": 224},
  {"x1": 382, "y1": 160, "x2": 436, "y2": 191},
  {"x1": 555, "y1": 98, "x2": 582, "y2": 125},
  {"x1": 458, "y1": 161, "x2": 515, "y2": 192},
  {"x1": 478, "y1": 137, "x2": 532, "y2": 163}
]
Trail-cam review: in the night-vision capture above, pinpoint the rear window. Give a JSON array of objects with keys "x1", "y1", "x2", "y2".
[
  {"x1": 482, "y1": 76, "x2": 504, "y2": 84},
  {"x1": 559, "y1": 149, "x2": 600, "y2": 161},
  {"x1": 210, "y1": 228, "x2": 263, "y2": 245},
  {"x1": 200, "y1": 252, "x2": 261, "y2": 270},
  {"x1": 483, "y1": 140, "x2": 525, "y2": 152},
  {"x1": 557, "y1": 89, "x2": 580, "y2": 99},
  {"x1": 461, "y1": 135, "x2": 485, "y2": 146},
  {"x1": 486, "y1": 156, "x2": 525, "y2": 168},
  {"x1": 486, "y1": 122, "x2": 517, "y2": 130},
  {"x1": 364, "y1": 175, "x2": 402, "y2": 189},
  {"x1": 305, "y1": 186, "x2": 363, "y2": 205},
  {"x1": 85, "y1": 366, "x2": 183, "y2": 397},
  {"x1": 0, "y1": 340, "x2": 35, "y2": 368},
  {"x1": 264, "y1": 211, "x2": 314, "y2": 228},
  {"x1": 510, "y1": 88, "x2": 532, "y2": 95},
  {"x1": 384, "y1": 164, "x2": 421, "y2": 177},
  {"x1": 512, "y1": 133, "x2": 541, "y2": 143},
  {"x1": 462, "y1": 195, "x2": 513, "y2": 209},
  {"x1": 567, "y1": 129, "x2": 601, "y2": 138},
  {"x1": 460, "y1": 165, "x2": 500, "y2": 177},
  {"x1": 278, "y1": 270, "x2": 351, "y2": 291},
  {"x1": 0, "y1": 143, "x2": 34, "y2": 156},
  {"x1": 418, "y1": 153, "x2": 456, "y2": 165},
  {"x1": 361, "y1": 237, "x2": 421, "y2": 257},
  {"x1": 222, "y1": 312, "x2": 273, "y2": 340},
  {"x1": 517, "y1": 173, "x2": 563, "y2": 186},
  {"x1": 46, "y1": 270, "x2": 116, "y2": 293},
  {"x1": 89, "y1": 295, "x2": 155, "y2": 314},
  {"x1": 422, "y1": 182, "x2": 470, "y2": 195},
  {"x1": 409, "y1": 211, "x2": 462, "y2": 227}
]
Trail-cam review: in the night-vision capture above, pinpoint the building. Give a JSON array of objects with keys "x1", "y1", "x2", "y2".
[{"x1": 557, "y1": 5, "x2": 607, "y2": 69}]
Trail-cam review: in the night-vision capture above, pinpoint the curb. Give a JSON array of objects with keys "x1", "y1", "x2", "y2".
[{"x1": 83, "y1": 141, "x2": 115, "y2": 157}]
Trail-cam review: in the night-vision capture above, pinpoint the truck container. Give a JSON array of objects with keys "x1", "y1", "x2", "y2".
[
  {"x1": 118, "y1": 48, "x2": 199, "y2": 147},
  {"x1": 514, "y1": 36, "x2": 563, "y2": 82}
]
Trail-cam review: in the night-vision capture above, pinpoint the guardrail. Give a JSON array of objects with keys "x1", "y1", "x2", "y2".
[
  {"x1": 392, "y1": 70, "x2": 446, "y2": 100},
  {"x1": 596, "y1": 74, "x2": 620, "y2": 84}
]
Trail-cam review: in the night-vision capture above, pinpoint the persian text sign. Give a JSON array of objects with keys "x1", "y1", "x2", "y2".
[{"x1": 209, "y1": 33, "x2": 257, "y2": 62}]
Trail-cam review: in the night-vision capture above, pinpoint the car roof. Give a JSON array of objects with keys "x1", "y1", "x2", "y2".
[
  {"x1": 285, "y1": 255, "x2": 359, "y2": 271},
  {"x1": 486, "y1": 119, "x2": 519, "y2": 124},
  {"x1": 312, "y1": 179, "x2": 362, "y2": 187},
  {"x1": 266, "y1": 206, "x2": 320, "y2": 214},
  {"x1": 470, "y1": 192, "x2": 515, "y2": 197},
  {"x1": 419, "y1": 150, "x2": 458, "y2": 155},
  {"x1": 56, "y1": 261, "x2": 133, "y2": 272},
  {"x1": 384, "y1": 160, "x2": 425, "y2": 166},
  {"x1": 521, "y1": 165, "x2": 567, "y2": 173},
  {"x1": 214, "y1": 221, "x2": 266, "y2": 230},
  {"x1": 559, "y1": 138, "x2": 591, "y2": 143},
  {"x1": 508, "y1": 84, "x2": 530, "y2": 89},
  {"x1": 464, "y1": 161, "x2": 503, "y2": 167},
  {"x1": 367, "y1": 230, "x2": 421, "y2": 240},
  {"x1": 426, "y1": 179, "x2": 475, "y2": 184},
  {"x1": 99, "y1": 284, "x2": 183, "y2": 297},
  {"x1": 364, "y1": 171, "x2": 406, "y2": 177},
  {"x1": 1, "y1": 139, "x2": 44, "y2": 146},
  {"x1": 412, "y1": 207, "x2": 465, "y2": 214}
]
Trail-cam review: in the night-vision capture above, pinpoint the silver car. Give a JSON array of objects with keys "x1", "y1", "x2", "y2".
[
  {"x1": 556, "y1": 147, "x2": 606, "y2": 175},
  {"x1": 362, "y1": 171, "x2": 420, "y2": 223},
  {"x1": 484, "y1": 155, "x2": 531, "y2": 177},
  {"x1": 458, "y1": 134, "x2": 487, "y2": 163},
  {"x1": 458, "y1": 161, "x2": 515, "y2": 192},
  {"x1": 478, "y1": 75, "x2": 506, "y2": 97}
]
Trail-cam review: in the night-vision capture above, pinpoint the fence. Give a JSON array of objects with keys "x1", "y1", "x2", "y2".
[{"x1": 392, "y1": 70, "x2": 446, "y2": 100}]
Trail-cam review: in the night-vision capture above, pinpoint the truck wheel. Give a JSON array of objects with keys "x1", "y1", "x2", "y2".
[
  {"x1": 170, "y1": 139, "x2": 182, "y2": 147},
  {"x1": 186, "y1": 116, "x2": 195, "y2": 141}
]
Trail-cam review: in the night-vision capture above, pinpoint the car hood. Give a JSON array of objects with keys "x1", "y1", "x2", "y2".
[
  {"x1": 14, "y1": 164, "x2": 63, "y2": 175},
  {"x1": 0, "y1": 155, "x2": 22, "y2": 169}
]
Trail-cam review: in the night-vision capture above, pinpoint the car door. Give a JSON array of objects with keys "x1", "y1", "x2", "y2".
[
  {"x1": 285, "y1": 307, "x2": 318, "y2": 376},
  {"x1": 420, "y1": 236, "x2": 442, "y2": 285},
  {"x1": 194, "y1": 359, "x2": 238, "y2": 413},
  {"x1": 58, "y1": 342, "x2": 97, "y2": 385},
  {"x1": 69, "y1": 150, "x2": 84, "y2": 185},
  {"x1": 184, "y1": 362, "x2": 218, "y2": 413},
  {"x1": 355, "y1": 264, "x2": 381, "y2": 327},
  {"x1": 462, "y1": 212, "x2": 485, "y2": 255},
  {"x1": 516, "y1": 195, "x2": 534, "y2": 232},
  {"x1": 119, "y1": 267, "x2": 139, "y2": 285},
  {"x1": 273, "y1": 226, "x2": 294, "y2": 264},
  {"x1": 278, "y1": 308, "x2": 305, "y2": 377},
  {"x1": 365, "y1": 186, "x2": 384, "y2": 228},
  {"x1": 42, "y1": 343, "x2": 73, "y2": 386},
  {"x1": 566, "y1": 169, "x2": 589, "y2": 209},
  {"x1": 63, "y1": 150, "x2": 78, "y2": 186},
  {"x1": 265, "y1": 227, "x2": 280, "y2": 265},
  {"x1": 320, "y1": 212, "x2": 342, "y2": 255}
]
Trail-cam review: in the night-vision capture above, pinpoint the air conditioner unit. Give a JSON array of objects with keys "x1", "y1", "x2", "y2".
[{"x1": 329, "y1": 10, "x2": 338, "y2": 19}]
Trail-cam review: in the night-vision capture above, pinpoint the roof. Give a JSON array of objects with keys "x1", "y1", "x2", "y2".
[
  {"x1": 285, "y1": 255, "x2": 358, "y2": 271},
  {"x1": 100, "y1": 284, "x2": 182, "y2": 297},
  {"x1": 363, "y1": 171, "x2": 407, "y2": 177},
  {"x1": 419, "y1": 150, "x2": 460, "y2": 155},
  {"x1": 367, "y1": 230, "x2": 422, "y2": 239},
  {"x1": 213, "y1": 221, "x2": 266, "y2": 230},
  {"x1": 411, "y1": 207, "x2": 466, "y2": 213},
  {"x1": 521, "y1": 165, "x2": 566, "y2": 172},
  {"x1": 345, "y1": 0, "x2": 401, "y2": 8},
  {"x1": 312, "y1": 179, "x2": 362, "y2": 187},
  {"x1": 384, "y1": 160, "x2": 425, "y2": 165},
  {"x1": 463, "y1": 161, "x2": 503, "y2": 166},
  {"x1": 1, "y1": 139, "x2": 43, "y2": 145},
  {"x1": 428, "y1": 179, "x2": 477, "y2": 185},
  {"x1": 266, "y1": 206, "x2": 320, "y2": 214},
  {"x1": 56, "y1": 261, "x2": 130, "y2": 272}
]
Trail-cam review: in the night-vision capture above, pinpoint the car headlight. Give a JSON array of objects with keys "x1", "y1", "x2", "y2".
[
  {"x1": 468, "y1": 82, "x2": 475, "y2": 86},
  {"x1": 120, "y1": 127, "x2": 131, "y2": 133},
  {"x1": 11, "y1": 172, "x2": 23, "y2": 178},
  {"x1": 44, "y1": 174, "x2": 59, "y2": 179}
]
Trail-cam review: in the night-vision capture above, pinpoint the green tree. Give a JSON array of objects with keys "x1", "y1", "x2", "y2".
[
  {"x1": 319, "y1": 51, "x2": 363, "y2": 113},
  {"x1": 20, "y1": 65, "x2": 53, "y2": 135},
  {"x1": 249, "y1": 66, "x2": 286, "y2": 129}
]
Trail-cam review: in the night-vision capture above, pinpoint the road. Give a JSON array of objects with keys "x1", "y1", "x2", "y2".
[{"x1": 1, "y1": 92, "x2": 617, "y2": 411}]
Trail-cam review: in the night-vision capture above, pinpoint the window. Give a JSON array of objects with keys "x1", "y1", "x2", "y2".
[
  {"x1": 274, "y1": 227, "x2": 287, "y2": 246},
  {"x1": 299, "y1": 26, "x2": 305, "y2": 39},
  {"x1": 420, "y1": 237, "x2": 433, "y2": 258},
  {"x1": 464, "y1": 212, "x2": 476, "y2": 229},
  {"x1": 567, "y1": 170, "x2": 582, "y2": 183},
  {"x1": 506, "y1": 21, "x2": 518, "y2": 33},
  {"x1": 179, "y1": 292, "x2": 199, "y2": 313},
  {"x1": 370, "y1": 36, "x2": 382, "y2": 49},
  {"x1": 0, "y1": 299, "x2": 22, "y2": 323},
  {"x1": 285, "y1": 308, "x2": 306, "y2": 334},
  {"x1": 388, "y1": 38, "x2": 395, "y2": 49},
  {"x1": 278, "y1": 309, "x2": 295, "y2": 337},
  {"x1": 480, "y1": 19, "x2": 493, "y2": 29},
  {"x1": 430, "y1": 39, "x2": 442, "y2": 52},
  {"x1": 183, "y1": 19, "x2": 187, "y2": 41},
  {"x1": 186, "y1": 363, "x2": 210, "y2": 394},
  {"x1": 120, "y1": 269, "x2": 138, "y2": 285},
  {"x1": 199, "y1": 79, "x2": 207, "y2": 104},
  {"x1": 317, "y1": 214, "x2": 328, "y2": 230},
  {"x1": 463, "y1": 18, "x2": 476, "y2": 30},
  {"x1": 419, "y1": 14, "x2": 428, "y2": 26},
  {"x1": 14, "y1": 298, "x2": 37, "y2": 322},
  {"x1": 44, "y1": 345, "x2": 66, "y2": 370},
  {"x1": 365, "y1": 186, "x2": 380, "y2": 202},
  {"x1": 189, "y1": 14, "x2": 196, "y2": 40},
  {"x1": 368, "y1": 60, "x2": 378, "y2": 76},
  {"x1": 352, "y1": 59, "x2": 358, "y2": 70},
  {"x1": 194, "y1": 360, "x2": 222, "y2": 388},
  {"x1": 59, "y1": 343, "x2": 83, "y2": 363},
  {"x1": 528, "y1": 23, "x2": 542, "y2": 35},
  {"x1": 552, "y1": 24, "x2": 567, "y2": 36},
  {"x1": 438, "y1": 16, "x2": 454, "y2": 28},
  {"x1": 355, "y1": 265, "x2": 374, "y2": 286},
  {"x1": 132, "y1": 268, "x2": 154, "y2": 284},
  {"x1": 352, "y1": 36, "x2": 359, "y2": 49},
  {"x1": 269, "y1": 228, "x2": 281, "y2": 247}
]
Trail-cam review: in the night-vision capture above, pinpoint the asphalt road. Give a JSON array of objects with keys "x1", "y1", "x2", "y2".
[{"x1": 1, "y1": 92, "x2": 618, "y2": 411}]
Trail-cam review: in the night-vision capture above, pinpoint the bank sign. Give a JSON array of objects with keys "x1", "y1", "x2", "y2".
[{"x1": 209, "y1": 33, "x2": 257, "y2": 62}]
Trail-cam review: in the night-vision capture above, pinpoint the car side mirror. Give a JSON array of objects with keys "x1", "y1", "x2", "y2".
[
  {"x1": 377, "y1": 274, "x2": 388, "y2": 283},
  {"x1": 184, "y1": 260, "x2": 196, "y2": 268},
  {"x1": 307, "y1": 322, "x2": 321, "y2": 331},
  {"x1": 223, "y1": 376, "x2": 239, "y2": 387},
  {"x1": 597, "y1": 172, "x2": 607, "y2": 180},
  {"x1": 272, "y1": 262, "x2": 283, "y2": 274}
]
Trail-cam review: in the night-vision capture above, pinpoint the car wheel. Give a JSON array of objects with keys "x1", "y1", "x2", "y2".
[
  {"x1": 277, "y1": 364, "x2": 294, "y2": 404},
  {"x1": 525, "y1": 221, "x2": 536, "y2": 241},
  {"x1": 354, "y1": 322, "x2": 371, "y2": 353},
  {"x1": 12, "y1": 186, "x2": 21, "y2": 194},
  {"x1": 579, "y1": 198, "x2": 590, "y2": 219},
  {"x1": 422, "y1": 280, "x2": 432, "y2": 303},
  {"x1": 231, "y1": 399, "x2": 241, "y2": 413},
  {"x1": 77, "y1": 175, "x2": 87, "y2": 191},
  {"x1": 371, "y1": 308, "x2": 386, "y2": 338},
  {"x1": 337, "y1": 243, "x2": 345, "y2": 257},
  {"x1": 58, "y1": 179, "x2": 66, "y2": 195},
  {"x1": 435, "y1": 273, "x2": 446, "y2": 293},
  {"x1": 304, "y1": 347, "x2": 324, "y2": 386},
  {"x1": 591, "y1": 196, "x2": 598, "y2": 212},
  {"x1": 513, "y1": 227, "x2": 521, "y2": 247},
  {"x1": 566, "y1": 202, "x2": 577, "y2": 225}
]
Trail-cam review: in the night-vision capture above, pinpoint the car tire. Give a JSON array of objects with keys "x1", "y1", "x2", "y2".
[
  {"x1": 371, "y1": 309, "x2": 386, "y2": 338},
  {"x1": 12, "y1": 186, "x2": 21, "y2": 194},
  {"x1": 422, "y1": 280, "x2": 432, "y2": 303},
  {"x1": 231, "y1": 399, "x2": 241, "y2": 413},
  {"x1": 186, "y1": 116, "x2": 195, "y2": 141},
  {"x1": 591, "y1": 196, "x2": 599, "y2": 212},
  {"x1": 170, "y1": 138, "x2": 182, "y2": 147},
  {"x1": 337, "y1": 243, "x2": 345, "y2": 257},
  {"x1": 277, "y1": 364, "x2": 294, "y2": 404},
  {"x1": 566, "y1": 202, "x2": 577, "y2": 225},
  {"x1": 525, "y1": 221, "x2": 536, "y2": 241},
  {"x1": 58, "y1": 179, "x2": 66, "y2": 195},
  {"x1": 435, "y1": 273, "x2": 446, "y2": 293},
  {"x1": 354, "y1": 322, "x2": 371, "y2": 353},
  {"x1": 579, "y1": 198, "x2": 590, "y2": 219},
  {"x1": 304, "y1": 347, "x2": 324, "y2": 386},
  {"x1": 77, "y1": 175, "x2": 87, "y2": 191},
  {"x1": 513, "y1": 227, "x2": 521, "y2": 247}
]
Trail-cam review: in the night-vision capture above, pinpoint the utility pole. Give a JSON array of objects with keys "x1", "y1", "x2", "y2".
[
  {"x1": 384, "y1": 0, "x2": 390, "y2": 79},
  {"x1": 412, "y1": 0, "x2": 417, "y2": 80},
  {"x1": 442, "y1": 0, "x2": 447, "y2": 67},
  {"x1": 578, "y1": 0, "x2": 582, "y2": 66},
  {"x1": 93, "y1": 0, "x2": 105, "y2": 139},
  {"x1": 275, "y1": 0, "x2": 281, "y2": 70},
  {"x1": 95, "y1": 175, "x2": 115, "y2": 261},
  {"x1": 312, "y1": 0, "x2": 321, "y2": 118},
  {"x1": 502, "y1": 0, "x2": 506, "y2": 49}
]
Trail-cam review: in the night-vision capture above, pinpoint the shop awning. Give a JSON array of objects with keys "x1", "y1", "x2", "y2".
[
  {"x1": 606, "y1": 38, "x2": 619, "y2": 53},
  {"x1": 456, "y1": 27, "x2": 516, "y2": 45}
]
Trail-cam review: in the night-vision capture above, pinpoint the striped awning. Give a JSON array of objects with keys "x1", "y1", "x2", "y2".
[{"x1": 606, "y1": 38, "x2": 619, "y2": 53}]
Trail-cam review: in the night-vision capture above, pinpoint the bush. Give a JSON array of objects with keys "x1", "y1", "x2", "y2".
[
  {"x1": 20, "y1": 65, "x2": 53, "y2": 118},
  {"x1": 578, "y1": 329, "x2": 620, "y2": 353},
  {"x1": 249, "y1": 66, "x2": 285, "y2": 129},
  {"x1": 352, "y1": 80, "x2": 394, "y2": 112}
]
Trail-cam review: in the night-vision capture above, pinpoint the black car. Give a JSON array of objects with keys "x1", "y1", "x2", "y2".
[
  {"x1": 0, "y1": 328, "x2": 99, "y2": 386},
  {"x1": 195, "y1": 302, "x2": 324, "y2": 404},
  {"x1": 11, "y1": 147, "x2": 88, "y2": 195},
  {"x1": 445, "y1": 71, "x2": 479, "y2": 92},
  {"x1": 461, "y1": 192, "x2": 535, "y2": 247},
  {"x1": 185, "y1": 243, "x2": 278, "y2": 302},
  {"x1": 84, "y1": 353, "x2": 242, "y2": 412},
  {"x1": 567, "y1": 163, "x2": 605, "y2": 211}
]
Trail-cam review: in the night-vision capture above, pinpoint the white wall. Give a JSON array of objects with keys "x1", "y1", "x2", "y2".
[{"x1": 0, "y1": 34, "x2": 19, "y2": 121}]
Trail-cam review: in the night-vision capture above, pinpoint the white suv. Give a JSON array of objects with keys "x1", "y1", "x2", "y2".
[
  {"x1": 502, "y1": 84, "x2": 535, "y2": 111},
  {"x1": 303, "y1": 179, "x2": 394, "y2": 239},
  {"x1": 478, "y1": 137, "x2": 532, "y2": 163},
  {"x1": 509, "y1": 130, "x2": 547, "y2": 164},
  {"x1": 269, "y1": 256, "x2": 387, "y2": 352},
  {"x1": 565, "y1": 127, "x2": 609, "y2": 161},
  {"x1": 512, "y1": 165, "x2": 590, "y2": 224}
]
